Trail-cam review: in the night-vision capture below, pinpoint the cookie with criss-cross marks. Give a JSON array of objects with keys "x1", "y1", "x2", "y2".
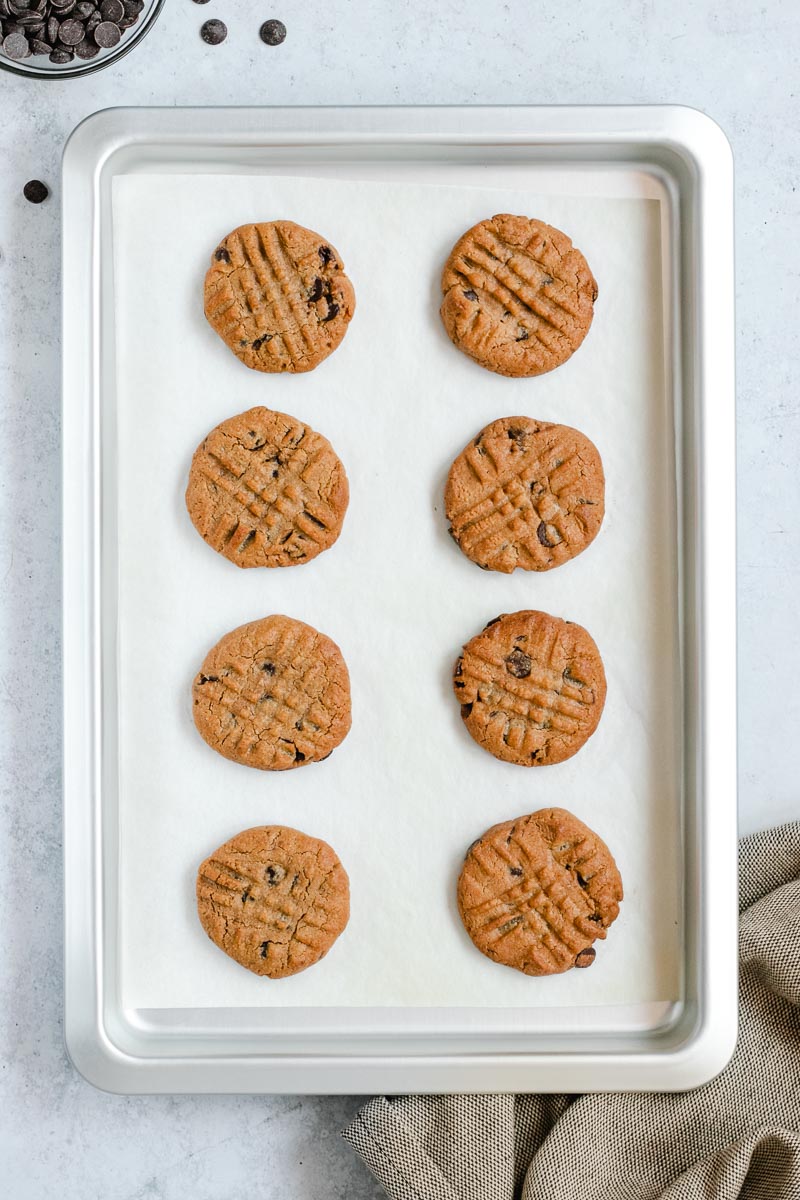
[
  {"x1": 445, "y1": 416, "x2": 604, "y2": 573},
  {"x1": 454, "y1": 610, "x2": 606, "y2": 766},
  {"x1": 192, "y1": 615, "x2": 351, "y2": 770},
  {"x1": 440, "y1": 214, "x2": 597, "y2": 377},
  {"x1": 185, "y1": 407, "x2": 349, "y2": 569},
  {"x1": 203, "y1": 221, "x2": 356, "y2": 373},
  {"x1": 197, "y1": 825, "x2": 350, "y2": 978},
  {"x1": 457, "y1": 808, "x2": 623, "y2": 976}
]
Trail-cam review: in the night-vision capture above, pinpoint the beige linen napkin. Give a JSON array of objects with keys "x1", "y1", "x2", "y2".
[{"x1": 343, "y1": 823, "x2": 800, "y2": 1200}]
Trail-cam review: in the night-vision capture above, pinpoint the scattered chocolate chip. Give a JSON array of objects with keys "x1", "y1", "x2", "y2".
[
  {"x1": 197, "y1": 673, "x2": 219, "y2": 685},
  {"x1": 200, "y1": 17, "x2": 226, "y2": 44},
  {"x1": 318, "y1": 244, "x2": 333, "y2": 265},
  {"x1": 308, "y1": 276, "x2": 324, "y2": 302},
  {"x1": 294, "y1": 747, "x2": 305, "y2": 762},
  {"x1": 497, "y1": 917, "x2": 523, "y2": 935},
  {"x1": 505, "y1": 649, "x2": 532, "y2": 678},
  {"x1": 23, "y1": 179, "x2": 49, "y2": 203},
  {"x1": 463, "y1": 289, "x2": 478, "y2": 300},
  {"x1": 483, "y1": 615, "x2": 503, "y2": 629},
  {"x1": 264, "y1": 865, "x2": 285, "y2": 885},
  {"x1": 516, "y1": 328, "x2": 529, "y2": 341},
  {"x1": 261, "y1": 662, "x2": 276, "y2": 674},
  {"x1": 252, "y1": 333, "x2": 272, "y2": 351},
  {"x1": 322, "y1": 300, "x2": 339, "y2": 322},
  {"x1": 460, "y1": 702, "x2": 474, "y2": 719},
  {"x1": 575, "y1": 947, "x2": 596, "y2": 968},
  {"x1": 562, "y1": 666, "x2": 585, "y2": 687},
  {"x1": 537, "y1": 520, "x2": 555, "y2": 548},
  {"x1": 509, "y1": 866, "x2": 523, "y2": 877},
  {"x1": 259, "y1": 941, "x2": 270, "y2": 957},
  {"x1": 259, "y1": 18, "x2": 286, "y2": 45}
]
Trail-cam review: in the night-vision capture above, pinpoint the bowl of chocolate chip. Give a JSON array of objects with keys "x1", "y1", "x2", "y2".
[{"x1": 0, "y1": 0, "x2": 164, "y2": 77}]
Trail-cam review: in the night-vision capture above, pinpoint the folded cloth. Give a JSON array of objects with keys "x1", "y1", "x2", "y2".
[{"x1": 343, "y1": 822, "x2": 800, "y2": 1200}]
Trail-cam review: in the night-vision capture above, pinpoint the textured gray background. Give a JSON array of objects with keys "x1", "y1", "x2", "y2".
[{"x1": 0, "y1": 1, "x2": 796, "y2": 1196}]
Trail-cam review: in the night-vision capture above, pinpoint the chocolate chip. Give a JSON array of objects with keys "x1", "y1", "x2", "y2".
[
  {"x1": 265, "y1": 865, "x2": 285, "y2": 885},
  {"x1": 23, "y1": 179, "x2": 49, "y2": 203},
  {"x1": 509, "y1": 866, "x2": 523, "y2": 877},
  {"x1": 261, "y1": 662, "x2": 275, "y2": 674},
  {"x1": 505, "y1": 649, "x2": 532, "y2": 678},
  {"x1": 537, "y1": 520, "x2": 555, "y2": 548},
  {"x1": 308, "y1": 276, "x2": 324, "y2": 302},
  {"x1": 58, "y1": 16, "x2": 84, "y2": 42},
  {"x1": 483, "y1": 615, "x2": 503, "y2": 628},
  {"x1": 100, "y1": 0, "x2": 123, "y2": 19},
  {"x1": 497, "y1": 917, "x2": 522, "y2": 935},
  {"x1": 74, "y1": 1, "x2": 95, "y2": 17},
  {"x1": 252, "y1": 334, "x2": 272, "y2": 351},
  {"x1": 93, "y1": 18, "x2": 119, "y2": 45},
  {"x1": 74, "y1": 35, "x2": 98, "y2": 56},
  {"x1": 214, "y1": 247, "x2": 230, "y2": 265},
  {"x1": 294, "y1": 747, "x2": 305, "y2": 762},
  {"x1": 322, "y1": 300, "x2": 339, "y2": 322},
  {"x1": 516, "y1": 328, "x2": 529, "y2": 341},
  {"x1": 2, "y1": 29, "x2": 28, "y2": 55},
  {"x1": 318, "y1": 245, "x2": 333, "y2": 265},
  {"x1": 46, "y1": 15, "x2": 59, "y2": 40},
  {"x1": 562, "y1": 667, "x2": 585, "y2": 687},
  {"x1": 460, "y1": 702, "x2": 473, "y2": 719},
  {"x1": 259, "y1": 18, "x2": 286, "y2": 45},
  {"x1": 200, "y1": 17, "x2": 226, "y2": 43},
  {"x1": 463, "y1": 289, "x2": 478, "y2": 300},
  {"x1": 507, "y1": 426, "x2": 526, "y2": 446},
  {"x1": 30, "y1": 37, "x2": 51, "y2": 53},
  {"x1": 259, "y1": 941, "x2": 270, "y2": 958},
  {"x1": 197, "y1": 674, "x2": 219, "y2": 685},
  {"x1": 48, "y1": 45, "x2": 72, "y2": 60},
  {"x1": 575, "y1": 947, "x2": 596, "y2": 968},
  {"x1": 454, "y1": 657, "x2": 464, "y2": 677}
]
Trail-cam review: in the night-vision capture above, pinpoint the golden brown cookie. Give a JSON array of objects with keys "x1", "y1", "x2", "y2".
[
  {"x1": 457, "y1": 808, "x2": 623, "y2": 976},
  {"x1": 440, "y1": 214, "x2": 597, "y2": 377},
  {"x1": 197, "y1": 825, "x2": 350, "y2": 978},
  {"x1": 445, "y1": 416, "x2": 604, "y2": 573},
  {"x1": 454, "y1": 610, "x2": 606, "y2": 766},
  {"x1": 203, "y1": 221, "x2": 355, "y2": 373},
  {"x1": 192, "y1": 615, "x2": 351, "y2": 771},
  {"x1": 185, "y1": 407, "x2": 349, "y2": 569}
]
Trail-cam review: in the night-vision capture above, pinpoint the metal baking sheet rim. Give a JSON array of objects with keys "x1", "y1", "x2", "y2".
[{"x1": 61, "y1": 105, "x2": 737, "y2": 1095}]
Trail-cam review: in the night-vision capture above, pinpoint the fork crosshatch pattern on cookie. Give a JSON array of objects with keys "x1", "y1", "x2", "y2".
[
  {"x1": 454, "y1": 610, "x2": 606, "y2": 766},
  {"x1": 445, "y1": 416, "x2": 604, "y2": 573},
  {"x1": 192, "y1": 616, "x2": 351, "y2": 770}
]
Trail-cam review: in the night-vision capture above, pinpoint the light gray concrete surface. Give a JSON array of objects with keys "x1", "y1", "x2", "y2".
[{"x1": 0, "y1": 1, "x2": 797, "y2": 1196}]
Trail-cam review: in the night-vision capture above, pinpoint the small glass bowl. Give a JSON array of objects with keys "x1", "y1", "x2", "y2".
[{"x1": 0, "y1": 0, "x2": 164, "y2": 80}]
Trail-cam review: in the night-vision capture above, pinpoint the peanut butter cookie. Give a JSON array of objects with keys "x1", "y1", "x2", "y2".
[
  {"x1": 204, "y1": 221, "x2": 355, "y2": 373},
  {"x1": 445, "y1": 416, "x2": 604, "y2": 573},
  {"x1": 440, "y1": 214, "x2": 597, "y2": 377},
  {"x1": 193, "y1": 615, "x2": 351, "y2": 770},
  {"x1": 454, "y1": 610, "x2": 606, "y2": 766},
  {"x1": 457, "y1": 808, "x2": 623, "y2": 976},
  {"x1": 185, "y1": 407, "x2": 349, "y2": 569},
  {"x1": 197, "y1": 825, "x2": 350, "y2": 978}
]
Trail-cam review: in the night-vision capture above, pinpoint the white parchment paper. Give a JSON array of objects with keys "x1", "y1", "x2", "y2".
[{"x1": 113, "y1": 172, "x2": 680, "y2": 1010}]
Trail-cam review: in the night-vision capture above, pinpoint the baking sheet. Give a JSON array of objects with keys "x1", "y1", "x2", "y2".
[{"x1": 112, "y1": 172, "x2": 680, "y2": 1010}]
